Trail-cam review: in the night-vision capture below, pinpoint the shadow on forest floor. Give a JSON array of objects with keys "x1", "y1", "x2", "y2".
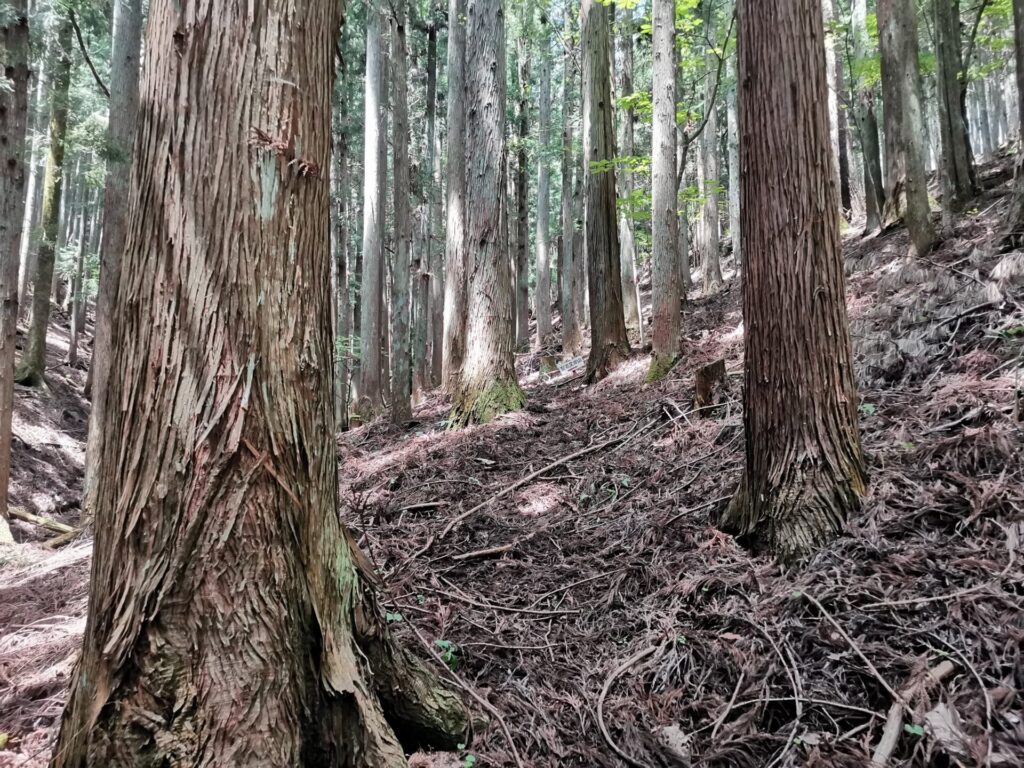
[{"x1": 2, "y1": 160, "x2": 1023, "y2": 766}]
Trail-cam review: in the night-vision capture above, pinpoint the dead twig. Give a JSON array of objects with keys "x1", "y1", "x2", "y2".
[
  {"x1": 871, "y1": 659, "x2": 956, "y2": 767},
  {"x1": 597, "y1": 642, "x2": 664, "y2": 768},
  {"x1": 9, "y1": 507, "x2": 75, "y2": 535}
]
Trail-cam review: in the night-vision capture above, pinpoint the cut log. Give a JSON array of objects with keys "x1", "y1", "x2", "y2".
[{"x1": 695, "y1": 358, "x2": 727, "y2": 409}]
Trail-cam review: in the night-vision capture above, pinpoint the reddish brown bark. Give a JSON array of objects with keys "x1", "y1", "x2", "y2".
[
  {"x1": 722, "y1": 0, "x2": 867, "y2": 562},
  {"x1": 52, "y1": 2, "x2": 466, "y2": 764}
]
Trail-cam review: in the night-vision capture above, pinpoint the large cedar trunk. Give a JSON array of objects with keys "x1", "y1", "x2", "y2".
[
  {"x1": 698, "y1": 6, "x2": 724, "y2": 294},
  {"x1": 390, "y1": 4, "x2": 413, "y2": 424},
  {"x1": 82, "y1": 0, "x2": 143, "y2": 516},
  {"x1": 16, "y1": 14, "x2": 72, "y2": 387},
  {"x1": 1006, "y1": 0, "x2": 1024, "y2": 247},
  {"x1": 934, "y1": 0, "x2": 977, "y2": 211},
  {"x1": 878, "y1": 0, "x2": 935, "y2": 257},
  {"x1": 581, "y1": 0, "x2": 630, "y2": 382},
  {"x1": 52, "y1": 2, "x2": 467, "y2": 765},
  {"x1": 441, "y1": 0, "x2": 468, "y2": 393},
  {"x1": 721, "y1": 0, "x2": 867, "y2": 563},
  {"x1": 0, "y1": 0, "x2": 30, "y2": 540},
  {"x1": 649, "y1": 0, "x2": 680, "y2": 379},
  {"x1": 451, "y1": 0, "x2": 525, "y2": 425}
]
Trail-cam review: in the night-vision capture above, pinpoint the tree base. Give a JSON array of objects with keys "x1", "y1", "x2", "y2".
[
  {"x1": 586, "y1": 341, "x2": 630, "y2": 384},
  {"x1": 719, "y1": 459, "x2": 866, "y2": 564},
  {"x1": 449, "y1": 379, "x2": 525, "y2": 427},
  {"x1": 645, "y1": 353, "x2": 678, "y2": 383},
  {"x1": 13, "y1": 362, "x2": 44, "y2": 388}
]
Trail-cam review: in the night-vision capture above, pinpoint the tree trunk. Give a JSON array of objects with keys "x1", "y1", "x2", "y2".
[
  {"x1": 698, "y1": 6, "x2": 723, "y2": 294},
  {"x1": 390, "y1": 5, "x2": 412, "y2": 425},
  {"x1": 1003, "y1": 0, "x2": 1024, "y2": 247},
  {"x1": 878, "y1": 0, "x2": 935, "y2": 257},
  {"x1": 535, "y1": 23, "x2": 553, "y2": 346},
  {"x1": 677, "y1": 134, "x2": 693, "y2": 292},
  {"x1": 67, "y1": 191, "x2": 93, "y2": 368},
  {"x1": 935, "y1": 0, "x2": 977, "y2": 210},
  {"x1": 581, "y1": 0, "x2": 630, "y2": 382},
  {"x1": 452, "y1": 0, "x2": 525, "y2": 425},
  {"x1": 616, "y1": 8, "x2": 642, "y2": 344},
  {"x1": 18, "y1": 54, "x2": 44, "y2": 310},
  {"x1": 52, "y1": 1, "x2": 467, "y2": 763},
  {"x1": 358, "y1": 1, "x2": 385, "y2": 414},
  {"x1": 851, "y1": 0, "x2": 885, "y2": 233},
  {"x1": 722, "y1": 0, "x2": 867, "y2": 563},
  {"x1": 333, "y1": 84, "x2": 351, "y2": 430},
  {"x1": 726, "y1": 47, "x2": 741, "y2": 267},
  {"x1": 413, "y1": 16, "x2": 437, "y2": 397},
  {"x1": 16, "y1": 13, "x2": 72, "y2": 387},
  {"x1": 0, "y1": 0, "x2": 30, "y2": 541},
  {"x1": 828, "y1": 0, "x2": 853, "y2": 215},
  {"x1": 975, "y1": 77, "x2": 994, "y2": 158},
  {"x1": 514, "y1": 37, "x2": 530, "y2": 351},
  {"x1": 82, "y1": 0, "x2": 143, "y2": 518},
  {"x1": 428, "y1": 18, "x2": 445, "y2": 388},
  {"x1": 441, "y1": 0, "x2": 468, "y2": 392},
  {"x1": 822, "y1": 0, "x2": 842, "y2": 208},
  {"x1": 560, "y1": 0, "x2": 583, "y2": 357},
  {"x1": 649, "y1": 0, "x2": 680, "y2": 380}
]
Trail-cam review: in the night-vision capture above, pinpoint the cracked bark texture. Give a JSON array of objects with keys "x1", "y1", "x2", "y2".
[
  {"x1": 934, "y1": 0, "x2": 977, "y2": 211},
  {"x1": 722, "y1": 0, "x2": 867, "y2": 563},
  {"x1": 51, "y1": 1, "x2": 467, "y2": 764},
  {"x1": 452, "y1": 0, "x2": 525, "y2": 425},
  {"x1": 581, "y1": 0, "x2": 630, "y2": 382}
]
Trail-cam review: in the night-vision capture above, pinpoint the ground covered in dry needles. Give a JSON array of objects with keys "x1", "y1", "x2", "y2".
[{"x1": 2, "y1": 163, "x2": 1023, "y2": 767}]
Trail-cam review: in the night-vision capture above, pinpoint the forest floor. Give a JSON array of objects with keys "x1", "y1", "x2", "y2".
[{"x1": 2, "y1": 162, "x2": 1024, "y2": 767}]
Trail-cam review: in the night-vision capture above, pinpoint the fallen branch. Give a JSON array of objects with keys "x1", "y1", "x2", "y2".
[
  {"x1": 9, "y1": 507, "x2": 75, "y2": 535},
  {"x1": 871, "y1": 659, "x2": 956, "y2": 767},
  {"x1": 438, "y1": 422, "x2": 651, "y2": 540},
  {"x1": 451, "y1": 533, "x2": 536, "y2": 562},
  {"x1": 597, "y1": 642, "x2": 663, "y2": 768}
]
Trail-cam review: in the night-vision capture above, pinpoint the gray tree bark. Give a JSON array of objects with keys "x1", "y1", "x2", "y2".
[
  {"x1": 934, "y1": 0, "x2": 977, "y2": 210},
  {"x1": 852, "y1": 0, "x2": 885, "y2": 233},
  {"x1": 616, "y1": 7, "x2": 642, "y2": 343},
  {"x1": 535, "y1": 23, "x2": 553, "y2": 346},
  {"x1": 698, "y1": 5, "x2": 723, "y2": 293},
  {"x1": 390, "y1": 4, "x2": 412, "y2": 424}
]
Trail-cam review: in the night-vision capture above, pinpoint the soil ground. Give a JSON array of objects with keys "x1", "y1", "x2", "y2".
[{"x1": 1, "y1": 163, "x2": 1023, "y2": 767}]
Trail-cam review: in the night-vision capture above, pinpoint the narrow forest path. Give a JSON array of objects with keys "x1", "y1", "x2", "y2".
[{"x1": 2, "y1": 163, "x2": 1023, "y2": 767}]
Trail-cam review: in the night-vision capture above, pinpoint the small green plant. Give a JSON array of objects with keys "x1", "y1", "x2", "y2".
[
  {"x1": 904, "y1": 723, "x2": 924, "y2": 737},
  {"x1": 462, "y1": 754, "x2": 477, "y2": 768},
  {"x1": 435, "y1": 639, "x2": 459, "y2": 671},
  {"x1": 385, "y1": 611, "x2": 403, "y2": 624},
  {"x1": 859, "y1": 402, "x2": 877, "y2": 416}
]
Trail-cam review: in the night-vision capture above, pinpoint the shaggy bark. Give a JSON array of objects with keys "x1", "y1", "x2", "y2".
[
  {"x1": 722, "y1": 0, "x2": 867, "y2": 563},
  {"x1": 451, "y1": 0, "x2": 525, "y2": 425},
  {"x1": 441, "y1": 0, "x2": 468, "y2": 392},
  {"x1": 581, "y1": 0, "x2": 630, "y2": 381},
  {"x1": 649, "y1": 0, "x2": 680, "y2": 379},
  {"x1": 0, "y1": 0, "x2": 30, "y2": 541},
  {"x1": 878, "y1": 0, "x2": 935, "y2": 257},
  {"x1": 83, "y1": 0, "x2": 143, "y2": 518},
  {"x1": 16, "y1": 13, "x2": 72, "y2": 386},
  {"x1": 52, "y1": 1, "x2": 468, "y2": 764}
]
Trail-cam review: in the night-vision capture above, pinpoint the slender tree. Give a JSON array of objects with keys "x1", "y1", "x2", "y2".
[
  {"x1": 83, "y1": 0, "x2": 144, "y2": 517},
  {"x1": 649, "y1": 0, "x2": 680, "y2": 380},
  {"x1": 617, "y1": 6, "x2": 642, "y2": 342},
  {"x1": 726, "y1": 24, "x2": 741, "y2": 266},
  {"x1": 358, "y1": 1, "x2": 385, "y2": 414},
  {"x1": 721, "y1": 0, "x2": 867, "y2": 562},
  {"x1": 52, "y1": 0, "x2": 467, "y2": 762},
  {"x1": 851, "y1": 0, "x2": 885, "y2": 233},
  {"x1": 452, "y1": 0, "x2": 525, "y2": 424},
  {"x1": 535, "y1": 19, "x2": 553, "y2": 345},
  {"x1": 934, "y1": 0, "x2": 977, "y2": 211},
  {"x1": 560, "y1": 0, "x2": 583, "y2": 357},
  {"x1": 0, "y1": 0, "x2": 30, "y2": 542},
  {"x1": 16, "y1": 13, "x2": 73, "y2": 386},
  {"x1": 514, "y1": 36, "x2": 530, "y2": 350},
  {"x1": 415, "y1": 13, "x2": 438, "y2": 395},
  {"x1": 878, "y1": 0, "x2": 935, "y2": 257},
  {"x1": 698, "y1": 4, "x2": 724, "y2": 294},
  {"x1": 390, "y1": 3, "x2": 413, "y2": 424},
  {"x1": 581, "y1": 0, "x2": 630, "y2": 381},
  {"x1": 441, "y1": 0, "x2": 468, "y2": 392},
  {"x1": 1005, "y1": 0, "x2": 1024, "y2": 246}
]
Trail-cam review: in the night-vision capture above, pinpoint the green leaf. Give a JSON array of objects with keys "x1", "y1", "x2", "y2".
[
  {"x1": 859, "y1": 403, "x2": 877, "y2": 416},
  {"x1": 904, "y1": 724, "x2": 925, "y2": 737}
]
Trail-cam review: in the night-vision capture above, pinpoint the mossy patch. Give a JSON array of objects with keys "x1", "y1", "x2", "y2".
[
  {"x1": 449, "y1": 379, "x2": 526, "y2": 428},
  {"x1": 645, "y1": 353, "x2": 679, "y2": 383}
]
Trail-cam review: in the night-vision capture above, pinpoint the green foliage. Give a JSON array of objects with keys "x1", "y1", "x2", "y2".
[{"x1": 435, "y1": 639, "x2": 459, "y2": 671}]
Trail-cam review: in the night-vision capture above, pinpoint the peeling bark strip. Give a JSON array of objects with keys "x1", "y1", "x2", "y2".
[
  {"x1": 52, "y1": 2, "x2": 466, "y2": 765},
  {"x1": 723, "y1": 0, "x2": 867, "y2": 563}
]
